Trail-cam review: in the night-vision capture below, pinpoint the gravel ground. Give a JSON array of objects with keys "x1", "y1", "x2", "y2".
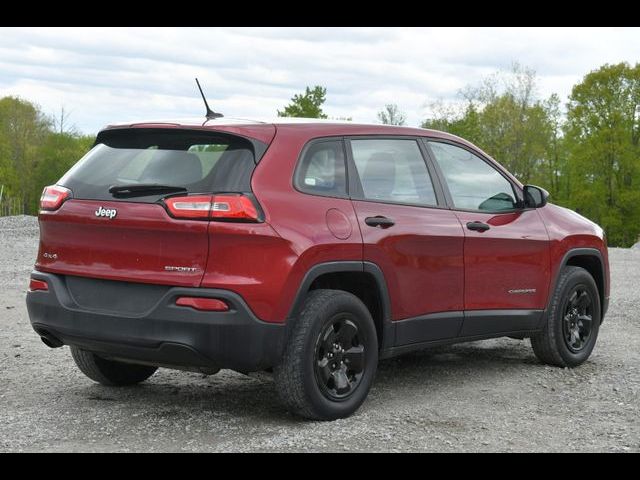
[{"x1": 0, "y1": 215, "x2": 638, "y2": 452}]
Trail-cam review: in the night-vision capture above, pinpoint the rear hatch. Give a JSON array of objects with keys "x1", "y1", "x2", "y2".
[{"x1": 36, "y1": 127, "x2": 268, "y2": 287}]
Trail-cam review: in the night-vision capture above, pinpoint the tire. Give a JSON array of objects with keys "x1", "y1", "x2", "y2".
[
  {"x1": 274, "y1": 289, "x2": 378, "y2": 420},
  {"x1": 531, "y1": 266, "x2": 601, "y2": 367},
  {"x1": 70, "y1": 346, "x2": 157, "y2": 386}
]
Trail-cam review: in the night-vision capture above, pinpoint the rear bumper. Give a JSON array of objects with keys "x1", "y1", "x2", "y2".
[{"x1": 26, "y1": 271, "x2": 285, "y2": 373}]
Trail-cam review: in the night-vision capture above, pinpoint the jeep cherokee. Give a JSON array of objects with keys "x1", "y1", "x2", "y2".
[{"x1": 26, "y1": 117, "x2": 610, "y2": 420}]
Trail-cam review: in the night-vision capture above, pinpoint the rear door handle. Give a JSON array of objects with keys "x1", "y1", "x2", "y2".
[
  {"x1": 466, "y1": 221, "x2": 490, "y2": 232},
  {"x1": 365, "y1": 216, "x2": 395, "y2": 228}
]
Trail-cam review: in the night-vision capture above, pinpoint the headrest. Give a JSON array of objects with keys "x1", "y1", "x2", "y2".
[
  {"x1": 141, "y1": 151, "x2": 203, "y2": 185},
  {"x1": 361, "y1": 152, "x2": 396, "y2": 199}
]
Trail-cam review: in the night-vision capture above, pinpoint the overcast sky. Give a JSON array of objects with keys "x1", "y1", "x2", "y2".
[{"x1": 1, "y1": 27, "x2": 639, "y2": 133}]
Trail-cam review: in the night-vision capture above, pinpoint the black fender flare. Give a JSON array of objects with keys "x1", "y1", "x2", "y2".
[
  {"x1": 287, "y1": 261, "x2": 394, "y2": 350},
  {"x1": 545, "y1": 247, "x2": 607, "y2": 323}
]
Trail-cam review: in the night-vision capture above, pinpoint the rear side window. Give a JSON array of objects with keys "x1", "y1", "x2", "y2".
[
  {"x1": 350, "y1": 139, "x2": 437, "y2": 206},
  {"x1": 58, "y1": 129, "x2": 260, "y2": 202},
  {"x1": 294, "y1": 140, "x2": 347, "y2": 197}
]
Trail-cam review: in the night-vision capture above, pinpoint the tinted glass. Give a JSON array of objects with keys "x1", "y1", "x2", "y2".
[
  {"x1": 58, "y1": 129, "x2": 258, "y2": 202},
  {"x1": 428, "y1": 142, "x2": 517, "y2": 211},
  {"x1": 295, "y1": 140, "x2": 347, "y2": 196},
  {"x1": 350, "y1": 139, "x2": 436, "y2": 206}
]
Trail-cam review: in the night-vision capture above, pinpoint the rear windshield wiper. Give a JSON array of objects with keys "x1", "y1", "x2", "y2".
[{"x1": 108, "y1": 184, "x2": 188, "y2": 197}]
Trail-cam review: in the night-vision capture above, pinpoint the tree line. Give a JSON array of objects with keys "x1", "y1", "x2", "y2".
[
  {"x1": 279, "y1": 63, "x2": 640, "y2": 247},
  {"x1": 1, "y1": 62, "x2": 638, "y2": 246},
  {"x1": 0, "y1": 98, "x2": 93, "y2": 216}
]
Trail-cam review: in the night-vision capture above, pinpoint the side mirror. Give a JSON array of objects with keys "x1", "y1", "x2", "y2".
[{"x1": 523, "y1": 185, "x2": 549, "y2": 208}]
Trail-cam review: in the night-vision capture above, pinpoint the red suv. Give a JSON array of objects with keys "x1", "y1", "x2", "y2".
[{"x1": 26, "y1": 118, "x2": 610, "y2": 420}]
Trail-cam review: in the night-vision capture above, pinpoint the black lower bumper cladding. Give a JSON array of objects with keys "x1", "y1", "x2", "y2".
[{"x1": 26, "y1": 271, "x2": 285, "y2": 373}]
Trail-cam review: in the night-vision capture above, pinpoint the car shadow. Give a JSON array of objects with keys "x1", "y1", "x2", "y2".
[{"x1": 75, "y1": 339, "x2": 541, "y2": 422}]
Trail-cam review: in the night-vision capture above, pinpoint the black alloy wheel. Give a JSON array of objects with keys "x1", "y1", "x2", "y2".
[
  {"x1": 530, "y1": 266, "x2": 601, "y2": 368},
  {"x1": 314, "y1": 315, "x2": 366, "y2": 400},
  {"x1": 273, "y1": 289, "x2": 378, "y2": 420},
  {"x1": 562, "y1": 286, "x2": 594, "y2": 353}
]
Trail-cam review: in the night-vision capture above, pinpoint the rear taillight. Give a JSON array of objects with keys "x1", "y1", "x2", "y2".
[
  {"x1": 29, "y1": 278, "x2": 49, "y2": 292},
  {"x1": 40, "y1": 185, "x2": 71, "y2": 211},
  {"x1": 164, "y1": 195, "x2": 212, "y2": 219},
  {"x1": 211, "y1": 195, "x2": 258, "y2": 220},
  {"x1": 164, "y1": 194, "x2": 260, "y2": 221}
]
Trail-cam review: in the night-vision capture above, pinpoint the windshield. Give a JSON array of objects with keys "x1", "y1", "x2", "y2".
[{"x1": 58, "y1": 129, "x2": 258, "y2": 202}]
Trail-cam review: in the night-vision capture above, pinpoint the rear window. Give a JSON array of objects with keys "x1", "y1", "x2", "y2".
[{"x1": 58, "y1": 129, "x2": 260, "y2": 202}]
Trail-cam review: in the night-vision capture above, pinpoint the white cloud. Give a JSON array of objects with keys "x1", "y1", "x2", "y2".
[{"x1": 0, "y1": 27, "x2": 638, "y2": 133}]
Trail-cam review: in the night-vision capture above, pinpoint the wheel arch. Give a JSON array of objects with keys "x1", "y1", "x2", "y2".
[
  {"x1": 287, "y1": 261, "x2": 393, "y2": 350},
  {"x1": 556, "y1": 248, "x2": 606, "y2": 322}
]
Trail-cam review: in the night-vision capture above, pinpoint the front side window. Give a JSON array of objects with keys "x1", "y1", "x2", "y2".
[
  {"x1": 428, "y1": 141, "x2": 517, "y2": 212},
  {"x1": 294, "y1": 140, "x2": 347, "y2": 197},
  {"x1": 350, "y1": 139, "x2": 437, "y2": 206}
]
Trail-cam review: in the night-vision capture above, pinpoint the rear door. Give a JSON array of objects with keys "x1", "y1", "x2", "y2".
[
  {"x1": 425, "y1": 140, "x2": 551, "y2": 335},
  {"x1": 347, "y1": 137, "x2": 465, "y2": 344},
  {"x1": 36, "y1": 128, "x2": 264, "y2": 287}
]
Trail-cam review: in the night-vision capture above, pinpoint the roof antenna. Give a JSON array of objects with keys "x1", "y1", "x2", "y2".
[{"x1": 195, "y1": 78, "x2": 223, "y2": 119}]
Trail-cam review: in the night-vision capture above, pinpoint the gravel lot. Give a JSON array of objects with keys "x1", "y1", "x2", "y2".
[{"x1": 1, "y1": 215, "x2": 638, "y2": 452}]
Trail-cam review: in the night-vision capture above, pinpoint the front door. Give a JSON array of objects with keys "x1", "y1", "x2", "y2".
[
  {"x1": 347, "y1": 137, "x2": 465, "y2": 344},
  {"x1": 426, "y1": 140, "x2": 551, "y2": 336}
]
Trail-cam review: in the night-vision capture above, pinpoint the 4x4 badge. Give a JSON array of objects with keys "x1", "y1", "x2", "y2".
[{"x1": 95, "y1": 206, "x2": 117, "y2": 219}]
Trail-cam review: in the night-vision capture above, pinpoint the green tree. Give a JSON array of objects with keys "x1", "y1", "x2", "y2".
[
  {"x1": 564, "y1": 62, "x2": 640, "y2": 246},
  {"x1": 422, "y1": 65, "x2": 561, "y2": 184},
  {"x1": 278, "y1": 86, "x2": 328, "y2": 118},
  {"x1": 0, "y1": 96, "x2": 51, "y2": 212},
  {"x1": 423, "y1": 62, "x2": 640, "y2": 246},
  {"x1": 377, "y1": 104, "x2": 406, "y2": 126},
  {"x1": 541, "y1": 93, "x2": 568, "y2": 200},
  {"x1": 422, "y1": 100, "x2": 481, "y2": 142},
  {"x1": 0, "y1": 96, "x2": 95, "y2": 216},
  {"x1": 31, "y1": 132, "x2": 94, "y2": 212}
]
